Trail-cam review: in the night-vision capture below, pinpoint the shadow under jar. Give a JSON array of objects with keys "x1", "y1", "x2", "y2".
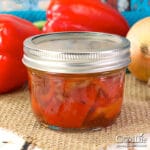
[{"x1": 23, "y1": 32, "x2": 130, "y2": 131}]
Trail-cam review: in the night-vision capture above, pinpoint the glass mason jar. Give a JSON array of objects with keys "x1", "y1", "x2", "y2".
[{"x1": 23, "y1": 32, "x2": 130, "y2": 131}]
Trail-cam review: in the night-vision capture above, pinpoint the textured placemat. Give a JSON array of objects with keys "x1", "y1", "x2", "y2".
[{"x1": 0, "y1": 74, "x2": 149, "y2": 150}]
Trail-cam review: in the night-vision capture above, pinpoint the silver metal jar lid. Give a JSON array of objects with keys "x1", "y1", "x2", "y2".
[{"x1": 23, "y1": 32, "x2": 130, "y2": 74}]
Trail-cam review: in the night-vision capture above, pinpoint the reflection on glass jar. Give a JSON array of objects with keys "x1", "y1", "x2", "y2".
[{"x1": 23, "y1": 32, "x2": 130, "y2": 131}]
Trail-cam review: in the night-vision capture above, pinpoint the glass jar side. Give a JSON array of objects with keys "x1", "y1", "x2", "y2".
[{"x1": 27, "y1": 67, "x2": 126, "y2": 130}]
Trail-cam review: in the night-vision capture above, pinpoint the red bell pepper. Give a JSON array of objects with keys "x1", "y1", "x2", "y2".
[
  {"x1": 0, "y1": 14, "x2": 41, "y2": 93},
  {"x1": 43, "y1": 0, "x2": 129, "y2": 36}
]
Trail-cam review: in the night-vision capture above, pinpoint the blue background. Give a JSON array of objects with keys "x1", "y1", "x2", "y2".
[{"x1": 0, "y1": 10, "x2": 150, "y2": 27}]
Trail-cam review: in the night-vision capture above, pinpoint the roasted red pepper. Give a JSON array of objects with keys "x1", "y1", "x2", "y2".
[
  {"x1": 0, "y1": 14, "x2": 41, "y2": 93},
  {"x1": 43, "y1": 0, "x2": 129, "y2": 36},
  {"x1": 29, "y1": 69, "x2": 125, "y2": 128}
]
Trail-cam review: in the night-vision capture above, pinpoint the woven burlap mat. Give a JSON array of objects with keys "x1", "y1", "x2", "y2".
[{"x1": 0, "y1": 74, "x2": 149, "y2": 150}]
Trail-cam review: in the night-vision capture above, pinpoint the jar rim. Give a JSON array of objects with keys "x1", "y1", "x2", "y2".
[{"x1": 23, "y1": 31, "x2": 130, "y2": 73}]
